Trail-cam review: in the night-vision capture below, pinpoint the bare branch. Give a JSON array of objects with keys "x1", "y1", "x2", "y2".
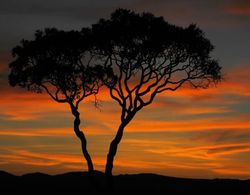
[
  {"x1": 110, "y1": 88, "x2": 123, "y2": 107},
  {"x1": 41, "y1": 84, "x2": 68, "y2": 103}
]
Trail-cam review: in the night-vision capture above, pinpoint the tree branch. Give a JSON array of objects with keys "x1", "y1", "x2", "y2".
[{"x1": 41, "y1": 84, "x2": 68, "y2": 103}]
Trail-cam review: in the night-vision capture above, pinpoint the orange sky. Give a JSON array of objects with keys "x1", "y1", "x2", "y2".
[
  {"x1": 1, "y1": 0, "x2": 250, "y2": 179},
  {"x1": 0, "y1": 64, "x2": 250, "y2": 179}
]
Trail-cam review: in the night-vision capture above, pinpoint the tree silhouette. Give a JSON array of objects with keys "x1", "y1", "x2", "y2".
[
  {"x1": 92, "y1": 9, "x2": 222, "y2": 178},
  {"x1": 8, "y1": 28, "x2": 114, "y2": 176}
]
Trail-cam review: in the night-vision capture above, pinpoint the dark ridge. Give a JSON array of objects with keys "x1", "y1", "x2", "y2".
[
  {"x1": 1, "y1": 170, "x2": 250, "y2": 195},
  {"x1": 0, "y1": 170, "x2": 15, "y2": 178},
  {"x1": 55, "y1": 171, "x2": 86, "y2": 177},
  {"x1": 22, "y1": 172, "x2": 51, "y2": 178}
]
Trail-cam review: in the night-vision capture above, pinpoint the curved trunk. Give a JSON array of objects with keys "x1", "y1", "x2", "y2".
[
  {"x1": 70, "y1": 104, "x2": 94, "y2": 174},
  {"x1": 105, "y1": 123, "x2": 125, "y2": 177}
]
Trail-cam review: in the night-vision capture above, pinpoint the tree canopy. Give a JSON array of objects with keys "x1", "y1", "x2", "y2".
[
  {"x1": 91, "y1": 8, "x2": 221, "y2": 177},
  {"x1": 9, "y1": 28, "x2": 115, "y2": 108},
  {"x1": 92, "y1": 9, "x2": 221, "y2": 113}
]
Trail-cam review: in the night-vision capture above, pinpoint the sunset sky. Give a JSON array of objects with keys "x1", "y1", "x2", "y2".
[{"x1": 1, "y1": 0, "x2": 250, "y2": 179}]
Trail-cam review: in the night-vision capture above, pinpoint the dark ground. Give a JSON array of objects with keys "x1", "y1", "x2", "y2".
[{"x1": 1, "y1": 170, "x2": 250, "y2": 195}]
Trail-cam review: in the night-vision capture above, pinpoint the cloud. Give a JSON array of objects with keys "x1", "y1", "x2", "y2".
[
  {"x1": 225, "y1": 0, "x2": 250, "y2": 16},
  {"x1": 0, "y1": 0, "x2": 129, "y2": 26},
  {"x1": 214, "y1": 163, "x2": 250, "y2": 178},
  {"x1": 127, "y1": 114, "x2": 250, "y2": 133},
  {"x1": 153, "y1": 98, "x2": 231, "y2": 115},
  {"x1": 226, "y1": 6, "x2": 250, "y2": 16},
  {"x1": 0, "y1": 149, "x2": 85, "y2": 174},
  {"x1": 0, "y1": 148, "x2": 220, "y2": 177},
  {"x1": 0, "y1": 148, "x2": 167, "y2": 175},
  {"x1": 144, "y1": 142, "x2": 250, "y2": 161},
  {"x1": 207, "y1": 144, "x2": 250, "y2": 155},
  {"x1": 0, "y1": 128, "x2": 73, "y2": 137},
  {"x1": 127, "y1": 0, "x2": 250, "y2": 30},
  {"x1": 2, "y1": 132, "x2": 250, "y2": 178}
]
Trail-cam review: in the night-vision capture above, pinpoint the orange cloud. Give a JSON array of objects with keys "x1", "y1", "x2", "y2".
[
  {"x1": 214, "y1": 163, "x2": 250, "y2": 178},
  {"x1": 0, "y1": 90, "x2": 66, "y2": 120},
  {"x1": 0, "y1": 150, "x2": 84, "y2": 170},
  {"x1": 154, "y1": 100, "x2": 231, "y2": 115},
  {"x1": 0, "y1": 128, "x2": 73, "y2": 137},
  {"x1": 145, "y1": 143, "x2": 250, "y2": 159},
  {"x1": 0, "y1": 149, "x2": 165, "y2": 175},
  {"x1": 126, "y1": 115, "x2": 250, "y2": 133},
  {"x1": 225, "y1": 1, "x2": 250, "y2": 16},
  {"x1": 1, "y1": 139, "x2": 250, "y2": 178},
  {"x1": 207, "y1": 143, "x2": 250, "y2": 156},
  {"x1": 119, "y1": 139, "x2": 250, "y2": 178}
]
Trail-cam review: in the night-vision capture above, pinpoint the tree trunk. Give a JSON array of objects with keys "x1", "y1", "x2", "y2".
[
  {"x1": 105, "y1": 123, "x2": 125, "y2": 177},
  {"x1": 70, "y1": 104, "x2": 94, "y2": 175}
]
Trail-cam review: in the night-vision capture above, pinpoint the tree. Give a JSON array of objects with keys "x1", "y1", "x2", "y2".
[
  {"x1": 92, "y1": 9, "x2": 222, "y2": 178},
  {"x1": 8, "y1": 28, "x2": 114, "y2": 176}
]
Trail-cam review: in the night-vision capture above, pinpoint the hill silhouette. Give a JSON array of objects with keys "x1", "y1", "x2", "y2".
[{"x1": 1, "y1": 170, "x2": 249, "y2": 195}]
